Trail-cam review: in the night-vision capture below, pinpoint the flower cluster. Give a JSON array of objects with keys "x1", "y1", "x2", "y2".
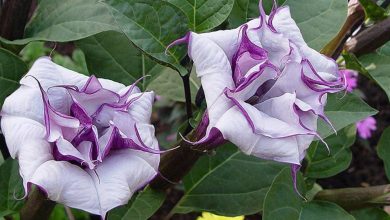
[
  {"x1": 0, "y1": 0, "x2": 355, "y2": 217},
  {"x1": 173, "y1": 1, "x2": 345, "y2": 167},
  {"x1": 1, "y1": 57, "x2": 159, "y2": 217}
]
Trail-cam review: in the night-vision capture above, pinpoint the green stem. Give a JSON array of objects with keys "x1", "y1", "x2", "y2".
[{"x1": 314, "y1": 184, "x2": 390, "y2": 210}]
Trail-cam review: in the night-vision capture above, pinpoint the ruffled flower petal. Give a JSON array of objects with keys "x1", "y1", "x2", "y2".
[
  {"x1": 29, "y1": 161, "x2": 101, "y2": 214},
  {"x1": 0, "y1": 116, "x2": 47, "y2": 157},
  {"x1": 1, "y1": 57, "x2": 160, "y2": 217},
  {"x1": 87, "y1": 149, "x2": 158, "y2": 217}
]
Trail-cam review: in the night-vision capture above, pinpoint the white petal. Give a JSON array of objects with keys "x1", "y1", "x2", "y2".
[
  {"x1": 262, "y1": 61, "x2": 324, "y2": 114},
  {"x1": 88, "y1": 149, "x2": 159, "y2": 216},
  {"x1": 190, "y1": 33, "x2": 236, "y2": 126},
  {"x1": 1, "y1": 86, "x2": 45, "y2": 123},
  {"x1": 215, "y1": 105, "x2": 301, "y2": 164},
  {"x1": 255, "y1": 93, "x2": 301, "y2": 126},
  {"x1": 55, "y1": 138, "x2": 94, "y2": 169},
  {"x1": 18, "y1": 139, "x2": 53, "y2": 192},
  {"x1": 20, "y1": 57, "x2": 87, "y2": 89},
  {"x1": 132, "y1": 123, "x2": 160, "y2": 168},
  {"x1": 301, "y1": 46, "x2": 339, "y2": 77},
  {"x1": 98, "y1": 79, "x2": 125, "y2": 93},
  {"x1": 233, "y1": 63, "x2": 278, "y2": 101},
  {"x1": 272, "y1": 6, "x2": 306, "y2": 47},
  {"x1": 0, "y1": 116, "x2": 46, "y2": 157},
  {"x1": 29, "y1": 161, "x2": 100, "y2": 215},
  {"x1": 197, "y1": 28, "x2": 241, "y2": 62},
  {"x1": 127, "y1": 91, "x2": 154, "y2": 124}
]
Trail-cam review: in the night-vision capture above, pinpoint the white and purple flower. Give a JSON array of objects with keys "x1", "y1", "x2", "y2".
[
  {"x1": 0, "y1": 57, "x2": 160, "y2": 217},
  {"x1": 172, "y1": 1, "x2": 346, "y2": 167}
]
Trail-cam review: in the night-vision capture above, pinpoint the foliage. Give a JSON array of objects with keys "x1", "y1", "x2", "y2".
[{"x1": 0, "y1": 0, "x2": 389, "y2": 219}]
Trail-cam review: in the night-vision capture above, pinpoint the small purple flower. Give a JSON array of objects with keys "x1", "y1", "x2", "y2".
[
  {"x1": 357, "y1": 116, "x2": 377, "y2": 139},
  {"x1": 171, "y1": 0, "x2": 345, "y2": 166},
  {"x1": 340, "y1": 69, "x2": 358, "y2": 92},
  {"x1": 0, "y1": 57, "x2": 160, "y2": 217}
]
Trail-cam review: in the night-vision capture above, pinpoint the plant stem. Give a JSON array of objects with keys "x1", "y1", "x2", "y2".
[
  {"x1": 321, "y1": 0, "x2": 365, "y2": 58},
  {"x1": 345, "y1": 17, "x2": 390, "y2": 56},
  {"x1": 182, "y1": 74, "x2": 193, "y2": 122},
  {"x1": 0, "y1": 134, "x2": 10, "y2": 159},
  {"x1": 20, "y1": 188, "x2": 55, "y2": 220},
  {"x1": 314, "y1": 184, "x2": 390, "y2": 210},
  {"x1": 180, "y1": 56, "x2": 194, "y2": 135},
  {"x1": 150, "y1": 131, "x2": 203, "y2": 190},
  {"x1": 0, "y1": 0, "x2": 33, "y2": 40}
]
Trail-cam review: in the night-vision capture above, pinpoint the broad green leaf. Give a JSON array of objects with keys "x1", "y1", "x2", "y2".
[
  {"x1": 76, "y1": 31, "x2": 163, "y2": 89},
  {"x1": 0, "y1": 49, "x2": 28, "y2": 108},
  {"x1": 108, "y1": 187, "x2": 165, "y2": 220},
  {"x1": 377, "y1": 127, "x2": 390, "y2": 181},
  {"x1": 1, "y1": 0, "x2": 120, "y2": 45},
  {"x1": 263, "y1": 168, "x2": 304, "y2": 220},
  {"x1": 300, "y1": 201, "x2": 355, "y2": 220},
  {"x1": 147, "y1": 67, "x2": 200, "y2": 103},
  {"x1": 359, "y1": 0, "x2": 388, "y2": 22},
  {"x1": 263, "y1": 168, "x2": 354, "y2": 220},
  {"x1": 105, "y1": 0, "x2": 189, "y2": 75},
  {"x1": 52, "y1": 49, "x2": 89, "y2": 75},
  {"x1": 228, "y1": 0, "x2": 286, "y2": 28},
  {"x1": 318, "y1": 93, "x2": 377, "y2": 138},
  {"x1": 360, "y1": 42, "x2": 390, "y2": 101},
  {"x1": 173, "y1": 144, "x2": 286, "y2": 216},
  {"x1": 305, "y1": 125, "x2": 356, "y2": 179},
  {"x1": 343, "y1": 52, "x2": 372, "y2": 80},
  {"x1": 0, "y1": 159, "x2": 24, "y2": 217},
  {"x1": 285, "y1": 0, "x2": 348, "y2": 51},
  {"x1": 166, "y1": 0, "x2": 234, "y2": 32},
  {"x1": 352, "y1": 207, "x2": 390, "y2": 220}
]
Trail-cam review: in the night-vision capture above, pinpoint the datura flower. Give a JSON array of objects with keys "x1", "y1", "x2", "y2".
[
  {"x1": 0, "y1": 57, "x2": 160, "y2": 217},
  {"x1": 171, "y1": 1, "x2": 346, "y2": 169}
]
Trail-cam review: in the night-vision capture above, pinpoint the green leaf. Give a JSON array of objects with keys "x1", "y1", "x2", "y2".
[
  {"x1": 305, "y1": 125, "x2": 356, "y2": 179},
  {"x1": 359, "y1": 42, "x2": 390, "y2": 101},
  {"x1": 146, "y1": 67, "x2": 200, "y2": 103},
  {"x1": 173, "y1": 144, "x2": 286, "y2": 216},
  {"x1": 0, "y1": 49, "x2": 28, "y2": 108},
  {"x1": 359, "y1": 0, "x2": 388, "y2": 22},
  {"x1": 263, "y1": 168, "x2": 304, "y2": 220},
  {"x1": 377, "y1": 127, "x2": 390, "y2": 181},
  {"x1": 0, "y1": 159, "x2": 24, "y2": 217},
  {"x1": 318, "y1": 93, "x2": 377, "y2": 138},
  {"x1": 1, "y1": 0, "x2": 120, "y2": 45},
  {"x1": 263, "y1": 168, "x2": 355, "y2": 220},
  {"x1": 285, "y1": 0, "x2": 348, "y2": 51},
  {"x1": 104, "y1": 0, "x2": 189, "y2": 75},
  {"x1": 165, "y1": 0, "x2": 234, "y2": 32},
  {"x1": 108, "y1": 187, "x2": 165, "y2": 220},
  {"x1": 352, "y1": 207, "x2": 390, "y2": 220},
  {"x1": 342, "y1": 52, "x2": 372, "y2": 80},
  {"x1": 300, "y1": 201, "x2": 355, "y2": 220},
  {"x1": 76, "y1": 31, "x2": 163, "y2": 89},
  {"x1": 228, "y1": 0, "x2": 286, "y2": 28},
  {"x1": 52, "y1": 49, "x2": 89, "y2": 75}
]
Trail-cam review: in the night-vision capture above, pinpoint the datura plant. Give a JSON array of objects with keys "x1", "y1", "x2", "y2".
[{"x1": 0, "y1": 0, "x2": 388, "y2": 219}]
